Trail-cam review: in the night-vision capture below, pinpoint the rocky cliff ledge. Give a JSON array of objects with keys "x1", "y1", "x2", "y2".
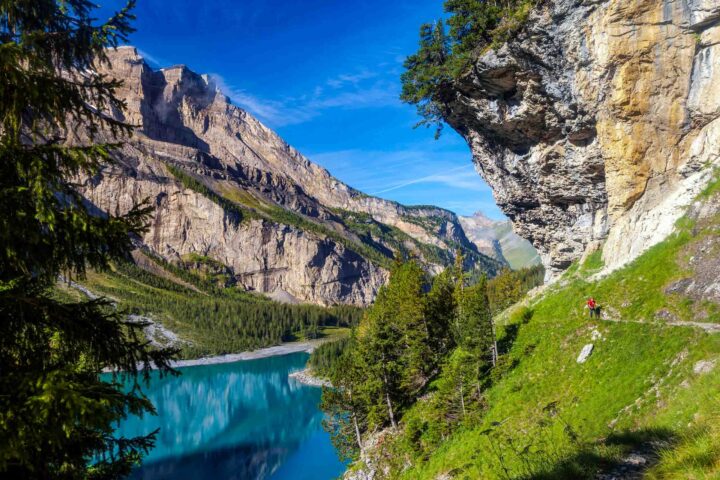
[
  {"x1": 78, "y1": 47, "x2": 500, "y2": 306},
  {"x1": 444, "y1": 0, "x2": 720, "y2": 276}
]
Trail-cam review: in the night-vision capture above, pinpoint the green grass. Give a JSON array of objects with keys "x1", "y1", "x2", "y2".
[
  {"x1": 286, "y1": 326, "x2": 351, "y2": 343},
  {"x1": 384, "y1": 187, "x2": 720, "y2": 479}
]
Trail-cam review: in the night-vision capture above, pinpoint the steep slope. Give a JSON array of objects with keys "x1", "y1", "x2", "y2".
[
  {"x1": 459, "y1": 211, "x2": 541, "y2": 269},
  {"x1": 78, "y1": 47, "x2": 501, "y2": 306},
  {"x1": 443, "y1": 0, "x2": 720, "y2": 277},
  {"x1": 350, "y1": 178, "x2": 720, "y2": 480}
]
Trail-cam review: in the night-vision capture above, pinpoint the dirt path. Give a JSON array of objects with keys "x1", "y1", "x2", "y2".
[
  {"x1": 597, "y1": 308, "x2": 720, "y2": 333},
  {"x1": 594, "y1": 441, "x2": 666, "y2": 480}
]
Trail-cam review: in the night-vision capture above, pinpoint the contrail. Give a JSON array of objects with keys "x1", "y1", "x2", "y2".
[{"x1": 370, "y1": 164, "x2": 474, "y2": 195}]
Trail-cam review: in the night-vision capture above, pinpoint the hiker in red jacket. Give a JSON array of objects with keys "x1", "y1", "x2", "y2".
[{"x1": 586, "y1": 297, "x2": 599, "y2": 318}]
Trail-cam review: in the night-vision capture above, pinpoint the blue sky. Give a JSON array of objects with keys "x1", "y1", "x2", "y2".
[{"x1": 99, "y1": 0, "x2": 502, "y2": 218}]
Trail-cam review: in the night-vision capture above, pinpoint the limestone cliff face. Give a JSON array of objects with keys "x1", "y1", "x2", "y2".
[
  {"x1": 444, "y1": 0, "x2": 720, "y2": 276},
  {"x1": 79, "y1": 47, "x2": 500, "y2": 306}
]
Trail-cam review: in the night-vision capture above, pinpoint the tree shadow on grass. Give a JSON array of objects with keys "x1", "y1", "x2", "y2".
[
  {"x1": 497, "y1": 308, "x2": 533, "y2": 356},
  {"x1": 491, "y1": 309, "x2": 534, "y2": 384},
  {"x1": 518, "y1": 427, "x2": 675, "y2": 480}
]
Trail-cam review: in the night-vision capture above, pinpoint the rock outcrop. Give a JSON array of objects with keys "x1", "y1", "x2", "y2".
[
  {"x1": 79, "y1": 47, "x2": 501, "y2": 306},
  {"x1": 444, "y1": 0, "x2": 720, "y2": 276}
]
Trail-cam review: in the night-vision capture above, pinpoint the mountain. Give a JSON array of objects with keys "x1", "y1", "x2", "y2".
[
  {"x1": 77, "y1": 47, "x2": 501, "y2": 306},
  {"x1": 442, "y1": 0, "x2": 720, "y2": 279},
  {"x1": 458, "y1": 211, "x2": 540, "y2": 269}
]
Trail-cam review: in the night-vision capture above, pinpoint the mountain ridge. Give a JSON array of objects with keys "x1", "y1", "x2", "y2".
[
  {"x1": 77, "y1": 46, "x2": 502, "y2": 306},
  {"x1": 458, "y1": 211, "x2": 541, "y2": 269}
]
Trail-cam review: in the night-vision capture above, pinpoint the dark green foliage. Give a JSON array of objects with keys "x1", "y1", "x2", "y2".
[
  {"x1": 401, "y1": 0, "x2": 538, "y2": 134},
  {"x1": 486, "y1": 264, "x2": 544, "y2": 313},
  {"x1": 308, "y1": 338, "x2": 350, "y2": 377},
  {"x1": 319, "y1": 259, "x2": 498, "y2": 461},
  {"x1": 400, "y1": 21, "x2": 452, "y2": 137},
  {"x1": 84, "y1": 259, "x2": 362, "y2": 358},
  {"x1": 320, "y1": 341, "x2": 368, "y2": 462},
  {"x1": 0, "y1": 2, "x2": 178, "y2": 477},
  {"x1": 425, "y1": 269, "x2": 457, "y2": 358}
]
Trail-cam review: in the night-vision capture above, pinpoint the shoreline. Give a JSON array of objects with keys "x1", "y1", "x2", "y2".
[
  {"x1": 289, "y1": 368, "x2": 332, "y2": 388},
  {"x1": 168, "y1": 340, "x2": 323, "y2": 369}
]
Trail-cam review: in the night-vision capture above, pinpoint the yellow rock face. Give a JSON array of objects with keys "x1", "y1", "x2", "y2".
[{"x1": 584, "y1": 0, "x2": 697, "y2": 217}]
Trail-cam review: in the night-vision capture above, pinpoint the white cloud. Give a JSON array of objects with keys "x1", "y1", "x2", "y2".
[
  {"x1": 304, "y1": 147, "x2": 493, "y2": 197},
  {"x1": 326, "y1": 70, "x2": 377, "y2": 89},
  {"x1": 370, "y1": 165, "x2": 487, "y2": 195},
  {"x1": 135, "y1": 48, "x2": 165, "y2": 68},
  {"x1": 209, "y1": 66, "x2": 400, "y2": 128},
  {"x1": 210, "y1": 74, "x2": 318, "y2": 127}
]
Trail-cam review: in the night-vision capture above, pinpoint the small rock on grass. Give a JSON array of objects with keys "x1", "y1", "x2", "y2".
[{"x1": 577, "y1": 344, "x2": 594, "y2": 363}]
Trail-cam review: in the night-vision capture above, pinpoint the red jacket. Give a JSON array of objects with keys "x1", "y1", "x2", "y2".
[{"x1": 587, "y1": 299, "x2": 596, "y2": 309}]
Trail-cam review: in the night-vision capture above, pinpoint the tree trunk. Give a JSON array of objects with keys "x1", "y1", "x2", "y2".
[
  {"x1": 381, "y1": 356, "x2": 397, "y2": 428},
  {"x1": 385, "y1": 390, "x2": 397, "y2": 428},
  {"x1": 349, "y1": 390, "x2": 363, "y2": 453},
  {"x1": 459, "y1": 381, "x2": 466, "y2": 418},
  {"x1": 490, "y1": 318, "x2": 498, "y2": 367},
  {"x1": 353, "y1": 413, "x2": 363, "y2": 453}
]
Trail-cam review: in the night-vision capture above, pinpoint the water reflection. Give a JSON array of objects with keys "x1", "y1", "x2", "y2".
[{"x1": 110, "y1": 353, "x2": 344, "y2": 480}]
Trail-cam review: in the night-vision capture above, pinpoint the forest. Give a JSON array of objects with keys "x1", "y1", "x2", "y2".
[
  {"x1": 68, "y1": 257, "x2": 364, "y2": 358},
  {"x1": 314, "y1": 259, "x2": 543, "y2": 467}
]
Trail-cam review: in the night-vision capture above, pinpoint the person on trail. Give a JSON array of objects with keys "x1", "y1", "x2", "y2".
[{"x1": 586, "y1": 297, "x2": 599, "y2": 318}]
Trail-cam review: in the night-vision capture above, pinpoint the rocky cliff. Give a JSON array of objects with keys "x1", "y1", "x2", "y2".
[
  {"x1": 78, "y1": 47, "x2": 500, "y2": 306},
  {"x1": 443, "y1": 0, "x2": 720, "y2": 277}
]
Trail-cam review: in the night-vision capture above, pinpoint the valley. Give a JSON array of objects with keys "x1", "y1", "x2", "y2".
[{"x1": 3, "y1": 0, "x2": 720, "y2": 479}]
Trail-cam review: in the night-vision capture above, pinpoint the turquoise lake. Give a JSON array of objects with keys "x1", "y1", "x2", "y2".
[{"x1": 111, "y1": 352, "x2": 345, "y2": 480}]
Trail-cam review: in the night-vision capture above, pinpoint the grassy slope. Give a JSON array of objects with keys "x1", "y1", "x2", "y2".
[{"x1": 397, "y1": 191, "x2": 720, "y2": 478}]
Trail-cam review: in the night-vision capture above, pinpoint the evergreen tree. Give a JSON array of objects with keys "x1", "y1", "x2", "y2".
[
  {"x1": 400, "y1": 20, "x2": 451, "y2": 138},
  {"x1": 401, "y1": 1, "x2": 538, "y2": 136},
  {"x1": 444, "y1": 0, "x2": 502, "y2": 54},
  {"x1": 355, "y1": 284, "x2": 404, "y2": 429},
  {"x1": 424, "y1": 269, "x2": 457, "y2": 359},
  {"x1": 319, "y1": 259, "x2": 501, "y2": 458},
  {"x1": 459, "y1": 277, "x2": 497, "y2": 369},
  {"x1": 320, "y1": 342, "x2": 368, "y2": 461},
  {"x1": 383, "y1": 261, "x2": 433, "y2": 397},
  {"x1": 433, "y1": 347, "x2": 479, "y2": 425},
  {"x1": 0, "y1": 2, "x2": 177, "y2": 478}
]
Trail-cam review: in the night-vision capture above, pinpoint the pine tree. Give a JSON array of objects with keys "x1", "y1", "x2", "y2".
[
  {"x1": 425, "y1": 269, "x2": 457, "y2": 359},
  {"x1": 384, "y1": 261, "x2": 433, "y2": 397},
  {"x1": 444, "y1": 0, "x2": 502, "y2": 54},
  {"x1": 400, "y1": 20, "x2": 451, "y2": 138},
  {"x1": 0, "y1": 2, "x2": 177, "y2": 478},
  {"x1": 356, "y1": 284, "x2": 404, "y2": 429},
  {"x1": 320, "y1": 342, "x2": 368, "y2": 461},
  {"x1": 454, "y1": 276, "x2": 496, "y2": 397}
]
